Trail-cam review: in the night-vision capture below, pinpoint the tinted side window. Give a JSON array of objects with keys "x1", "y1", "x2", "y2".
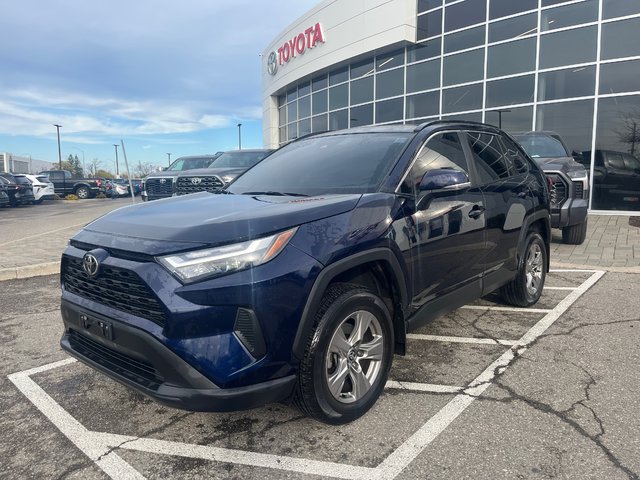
[
  {"x1": 401, "y1": 132, "x2": 470, "y2": 194},
  {"x1": 467, "y1": 132, "x2": 511, "y2": 183},
  {"x1": 48, "y1": 171, "x2": 63, "y2": 180},
  {"x1": 500, "y1": 136, "x2": 530, "y2": 174},
  {"x1": 607, "y1": 153, "x2": 625, "y2": 169}
]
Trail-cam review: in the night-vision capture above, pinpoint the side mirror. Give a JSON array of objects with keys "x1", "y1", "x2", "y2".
[
  {"x1": 419, "y1": 168, "x2": 470, "y2": 192},
  {"x1": 159, "y1": 167, "x2": 166, "y2": 171}
]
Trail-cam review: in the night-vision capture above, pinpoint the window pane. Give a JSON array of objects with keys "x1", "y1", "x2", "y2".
[
  {"x1": 418, "y1": 0, "x2": 442, "y2": 13},
  {"x1": 376, "y1": 98, "x2": 404, "y2": 123},
  {"x1": 298, "y1": 82, "x2": 311, "y2": 97},
  {"x1": 536, "y1": 100, "x2": 594, "y2": 154},
  {"x1": 351, "y1": 58, "x2": 374, "y2": 79},
  {"x1": 442, "y1": 83, "x2": 483, "y2": 113},
  {"x1": 441, "y1": 112, "x2": 483, "y2": 122},
  {"x1": 603, "y1": 0, "x2": 640, "y2": 20},
  {"x1": 539, "y1": 26, "x2": 597, "y2": 69},
  {"x1": 444, "y1": 25, "x2": 485, "y2": 54},
  {"x1": 593, "y1": 95, "x2": 640, "y2": 211},
  {"x1": 443, "y1": 49, "x2": 484, "y2": 85},
  {"x1": 489, "y1": 13, "x2": 537, "y2": 43},
  {"x1": 541, "y1": 0, "x2": 598, "y2": 31},
  {"x1": 417, "y1": 9, "x2": 442, "y2": 40},
  {"x1": 376, "y1": 68, "x2": 404, "y2": 99},
  {"x1": 278, "y1": 105, "x2": 287, "y2": 127},
  {"x1": 467, "y1": 132, "x2": 511, "y2": 182},
  {"x1": 329, "y1": 109, "x2": 349, "y2": 131},
  {"x1": 407, "y1": 37, "x2": 442, "y2": 63},
  {"x1": 286, "y1": 88, "x2": 297, "y2": 103},
  {"x1": 406, "y1": 59, "x2": 440, "y2": 93},
  {"x1": 312, "y1": 75, "x2": 328, "y2": 92},
  {"x1": 287, "y1": 101, "x2": 297, "y2": 123},
  {"x1": 538, "y1": 66, "x2": 596, "y2": 101},
  {"x1": 329, "y1": 83, "x2": 348, "y2": 110},
  {"x1": 298, "y1": 95, "x2": 311, "y2": 118},
  {"x1": 487, "y1": 37, "x2": 536, "y2": 78},
  {"x1": 490, "y1": 0, "x2": 537, "y2": 20},
  {"x1": 351, "y1": 76, "x2": 374, "y2": 105},
  {"x1": 299, "y1": 118, "x2": 311, "y2": 137},
  {"x1": 486, "y1": 75, "x2": 535, "y2": 107},
  {"x1": 500, "y1": 135, "x2": 530, "y2": 174},
  {"x1": 350, "y1": 103, "x2": 374, "y2": 128},
  {"x1": 312, "y1": 114, "x2": 327, "y2": 132},
  {"x1": 445, "y1": 0, "x2": 486, "y2": 32},
  {"x1": 599, "y1": 60, "x2": 640, "y2": 95},
  {"x1": 485, "y1": 106, "x2": 533, "y2": 133},
  {"x1": 601, "y1": 18, "x2": 640, "y2": 61},
  {"x1": 287, "y1": 122, "x2": 297, "y2": 141},
  {"x1": 312, "y1": 90, "x2": 327, "y2": 114},
  {"x1": 377, "y1": 49, "x2": 405, "y2": 71},
  {"x1": 277, "y1": 94, "x2": 286, "y2": 107},
  {"x1": 279, "y1": 126, "x2": 287, "y2": 144},
  {"x1": 406, "y1": 91, "x2": 439, "y2": 119},
  {"x1": 329, "y1": 67, "x2": 349, "y2": 86}
]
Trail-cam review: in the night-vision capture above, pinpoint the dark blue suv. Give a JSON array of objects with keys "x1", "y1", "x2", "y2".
[{"x1": 60, "y1": 121, "x2": 550, "y2": 424}]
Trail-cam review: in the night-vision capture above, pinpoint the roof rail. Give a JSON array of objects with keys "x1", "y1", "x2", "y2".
[{"x1": 413, "y1": 119, "x2": 499, "y2": 132}]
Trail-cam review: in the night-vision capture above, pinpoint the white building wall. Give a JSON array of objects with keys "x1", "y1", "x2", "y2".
[
  {"x1": 261, "y1": 0, "x2": 417, "y2": 147},
  {"x1": 0, "y1": 153, "x2": 54, "y2": 174}
]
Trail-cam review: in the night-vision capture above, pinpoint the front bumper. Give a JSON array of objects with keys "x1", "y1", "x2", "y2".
[
  {"x1": 60, "y1": 299, "x2": 297, "y2": 411},
  {"x1": 551, "y1": 198, "x2": 588, "y2": 228}
]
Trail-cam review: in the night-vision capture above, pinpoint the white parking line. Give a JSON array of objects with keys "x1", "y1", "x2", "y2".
[
  {"x1": 544, "y1": 286, "x2": 576, "y2": 291},
  {"x1": 8, "y1": 270, "x2": 605, "y2": 480},
  {"x1": 406, "y1": 333, "x2": 517, "y2": 346},
  {"x1": 461, "y1": 305, "x2": 552, "y2": 313}
]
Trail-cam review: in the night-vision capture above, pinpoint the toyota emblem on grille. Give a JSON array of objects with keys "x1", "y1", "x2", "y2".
[
  {"x1": 191, "y1": 177, "x2": 202, "y2": 185},
  {"x1": 82, "y1": 253, "x2": 100, "y2": 277},
  {"x1": 160, "y1": 178, "x2": 167, "y2": 184}
]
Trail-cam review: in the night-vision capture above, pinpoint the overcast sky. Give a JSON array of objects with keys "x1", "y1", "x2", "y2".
[{"x1": 0, "y1": 0, "x2": 318, "y2": 171}]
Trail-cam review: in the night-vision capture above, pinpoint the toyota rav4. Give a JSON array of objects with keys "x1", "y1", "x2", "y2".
[{"x1": 60, "y1": 121, "x2": 550, "y2": 424}]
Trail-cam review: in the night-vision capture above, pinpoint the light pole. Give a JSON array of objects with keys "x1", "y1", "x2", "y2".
[
  {"x1": 167, "y1": 153, "x2": 172, "y2": 167},
  {"x1": 237, "y1": 123, "x2": 242, "y2": 150},
  {"x1": 72, "y1": 147, "x2": 85, "y2": 177},
  {"x1": 113, "y1": 144, "x2": 119, "y2": 177},
  {"x1": 493, "y1": 109, "x2": 511, "y2": 129},
  {"x1": 53, "y1": 124, "x2": 62, "y2": 169}
]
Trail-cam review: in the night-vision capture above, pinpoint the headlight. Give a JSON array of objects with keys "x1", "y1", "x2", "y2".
[
  {"x1": 157, "y1": 227, "x2": 298, "y2": 283},
  {"x1": 220, "y1": 175, "x2": 234, "y2": 184},
  {"x1": 566, "y1": 169, "x2": 588, "y2": 181}
]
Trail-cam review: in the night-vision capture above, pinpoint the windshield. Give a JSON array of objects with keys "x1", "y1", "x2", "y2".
[
  {"x1": 227, "y1": 132, "x2": 412, "y2": 196},
  {"x1": 514, "y1": 134, "x2": 568, "y2": 158},
  {"x1": 210, "y1": 151, "x2": 271, "y2": 169},
  {"x1": 167, "y1": 155, "x2": 219, "y2": 171}
]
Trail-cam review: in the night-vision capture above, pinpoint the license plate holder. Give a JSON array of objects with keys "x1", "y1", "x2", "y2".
[{"x1": 79, "y1": 313, "x2": 114, "y2": 340}]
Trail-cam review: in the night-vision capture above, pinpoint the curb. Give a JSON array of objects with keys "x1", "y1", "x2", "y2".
[{"x1": 0, "y1": 262, "x2": 60, "y2": 282}]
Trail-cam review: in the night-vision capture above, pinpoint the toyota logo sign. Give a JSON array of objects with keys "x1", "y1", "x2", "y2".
[{"x1": 267, "y1": 51, "x2": 278, "y2": 76}]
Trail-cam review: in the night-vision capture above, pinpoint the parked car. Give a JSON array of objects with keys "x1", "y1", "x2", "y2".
[
  {"x1": 0, "y1": 178, "x2": 9, "y2": 207},
  {"x1": 19, "y1": 174, "x2": 55, "y2": 204},
  {"x1": 59, "y1": 121, "x2": 550, "y2": 424},
  {"x1": 580, "y1": 150, "x2": 640, "y2": 210},
  {"x1": 142, "y1": 154, "x2": 222, "y2": 201},
  {"x1": 174, "y1": 150, "x2": 274, "y2": 196},
  {"x1": 512, "y1": 131, "x2": 589, "y2": 244},
  {"x1": 106, "y1": 180, "x2": 129, "y2": 198},
  {"x1": 0, "y1": 172, "x2": 35, "y2": 206},
  {"x1": 39, "y1": 170, "x2": 105, "y2": 199}
]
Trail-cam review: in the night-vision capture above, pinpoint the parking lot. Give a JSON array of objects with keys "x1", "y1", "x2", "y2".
[{"x1": 2, "y1": 264, "x2": 639, "y2": 479}]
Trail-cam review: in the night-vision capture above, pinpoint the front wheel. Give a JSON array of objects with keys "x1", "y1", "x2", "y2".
[
  {"x1": 294, "y1": 284, "x2": 393, "y2": 424},
  {"x1": 501, "y1": 232, "x2": 547, "y2": 307},
  {"x1": 562, "y1": 219, "x2": 588, "y2": 245},
  {"x1": 75, "y1": 186, "x2": 90, "y2": 199}
]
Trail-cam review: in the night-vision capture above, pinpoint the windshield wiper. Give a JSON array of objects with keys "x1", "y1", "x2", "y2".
[{"x1": 241, "y1": 191, "x2": 309, "y2": 197}]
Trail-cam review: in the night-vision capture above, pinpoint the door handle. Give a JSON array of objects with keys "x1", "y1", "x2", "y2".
[
  {"x1": 517, "y1": 191, "x2": 527, "y2": 199},
  {"x1": 468, "y1": 205, "x2": 485, "y2": 219}
]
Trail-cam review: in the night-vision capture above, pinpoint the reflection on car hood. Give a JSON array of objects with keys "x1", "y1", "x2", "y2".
[
  {"x1": 176, "y1": 167, "x2": 246, "y2": 178},
  {"x1": 76, "y1": 192, "x2": 362, "y2": 252},
  {"x1": 532, "y1": 156, "x2": 586, "y2": 175}
]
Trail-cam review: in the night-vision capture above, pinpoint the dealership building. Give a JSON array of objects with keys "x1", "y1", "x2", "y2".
[{"x1": 261, "y1": 0, "x2": 640, "y2": 213}]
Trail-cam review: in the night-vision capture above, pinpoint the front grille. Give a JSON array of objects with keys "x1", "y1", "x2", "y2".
[
  {"x1": 176, "y1": 175, "x2": 224, "y2": 195},
  {"x1": 573, "y1": 180, "x2": 585, "y2": 199},
  {"x1": 62, "y1": 256, "x2": 166, "y2": 326},
  {"x1": 546, "y1": 173, "x2": 568, "y2": 209},
  {"x1": 69, "y1": 330, "x2": 164, "y2": 390},
  {"x1": 145, "y1": 177, "x2": 173, "y2": 197}
]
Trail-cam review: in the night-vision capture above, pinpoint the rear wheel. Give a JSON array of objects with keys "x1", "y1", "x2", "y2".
[
  {"x1": 294, "y1": 283, "x2": 393, "y2": 424},
  {"x1": 562, "y1": 219, "x2": 588, "y2": 245},
  {"x1": 75, "y1": 186, "x2": 90, "y2": 199},
  {"x1": 501, "y1": 232, "x2": 547, "y2": 307}
]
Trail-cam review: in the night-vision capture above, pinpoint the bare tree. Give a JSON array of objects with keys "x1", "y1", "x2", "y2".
[
  {"x1": 135, "y1": 162, "x2": 158, "y2": 178},
  {"x1": 615, "y1": 110, "x2": 640, "y2": 157},
  {"x1": 88, "y1": 158, "x2": 102, "y2": 177}
]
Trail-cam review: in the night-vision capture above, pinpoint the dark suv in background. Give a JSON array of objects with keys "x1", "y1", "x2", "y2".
[
  {"x1": 0, "y1": 173, "x2": 35, "y2": 206},
  {"x1": 142, "y1": 154, "x2": 222, "y2": 201},
  {"x1": 513, "y1": 132, "x2": 589, "y2": 244},
  {"x1": 59, "y1": 121, "x2": 550, "y2": 424}
]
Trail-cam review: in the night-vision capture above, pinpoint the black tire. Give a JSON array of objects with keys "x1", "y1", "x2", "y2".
[
  {"x1": 75, "y1": 186, "x2": 90, "y2": 199},
  {"x1": 501, "y1": 232, "x2": 547, "y2": 307},
  {"x1": 562, "y1": 219, "x2": 588, "y2": 245},
  {"x1": 33, "y1": 199, "x2": 43, "y2": 205},
  {"x1": 294, "y1": 283, "x2": 394, "y2": 424}
]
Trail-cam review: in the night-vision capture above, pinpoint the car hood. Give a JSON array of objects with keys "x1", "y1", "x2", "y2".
[
  {"x1": 532, "y1": 156, "x2": 586, "y2": 175},
  {"x1": 145, "y1": 170, "x2": 181, "y2": 178},
  {"x1": 77, "y1": 192, "x2": 362, "y2": 253}
]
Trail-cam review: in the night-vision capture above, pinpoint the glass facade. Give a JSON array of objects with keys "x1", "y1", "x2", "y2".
[{"x1": 274, "y1": 0, "x2": 640, "y2": 212}]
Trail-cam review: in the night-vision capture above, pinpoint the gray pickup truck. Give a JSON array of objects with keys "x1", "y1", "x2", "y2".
[{"x1": 513, "y1": 132, "x2": 589, "y2": 245}]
